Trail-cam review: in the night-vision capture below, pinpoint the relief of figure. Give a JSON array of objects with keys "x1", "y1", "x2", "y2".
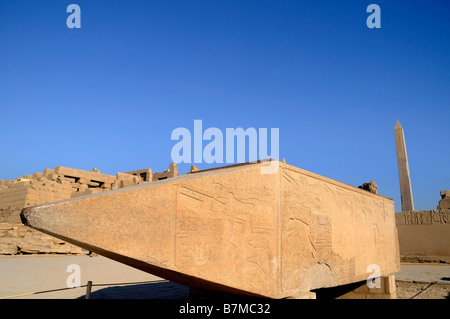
[
  {"x1": 422, "y1": 211, "x2": 432, "y2": 225},
  {"x1": 413, "y1": 212, "x2": 424, "y2": 225},
  {"x1": 439, "y1": 210, "x2": 448, "y2": 224},
  {"x1": 404, "y1": 211, "x2": 412, "y2": 225}
]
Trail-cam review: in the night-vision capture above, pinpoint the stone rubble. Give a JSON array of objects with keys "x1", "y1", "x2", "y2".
[{"x1": 0, "y1": 164, "x2": 179, "y2": 254}]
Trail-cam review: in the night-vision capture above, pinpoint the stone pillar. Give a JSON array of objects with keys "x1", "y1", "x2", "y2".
[
  {"x1": 169, "y1": 163, "x2": 179, "y2": 177},
  {"x1": 394, "y1": 121, "x2": 414, "y2": 212}
]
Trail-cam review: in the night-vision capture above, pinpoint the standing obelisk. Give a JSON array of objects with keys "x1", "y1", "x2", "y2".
[{"x1": 394, "y1": 120, "x2": 414, "y2": 211}]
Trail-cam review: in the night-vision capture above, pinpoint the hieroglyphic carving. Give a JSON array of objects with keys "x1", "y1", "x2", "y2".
[
  {"x1": 281, "y1": 165, "x2": 399, "y2": 293},
  {"x1": 396, "y1": 210, "x2": 450, "y2": 228},
  {"x1": 396, "y1": 209, "x2": 449, "y2": 258},
  {"x1": 174, "y1": 168, "x2": 279, "y2": 295},
  {"x1": 437, "y1": 210, "x2": 449, "y2": 224},
  {"x1": 175, "y1": 186, "x2": 224, "y2": 268}
]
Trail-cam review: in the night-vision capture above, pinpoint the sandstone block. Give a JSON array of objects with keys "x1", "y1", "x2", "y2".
[
  {"x1": 438, "y1": 190, "x2": 450, "y2": 210},
  {"x1": 19, "y1": 245, "x2": 41, "y2": 254},
  {"x1": 5, "y1": 214, "x2": 21, "y2": 223},
  {"x1": 50, "y1": 245, "x2": 71, "y2": 254},
  {"x1": 17, "y1": 228, "x2": 28, "y2": 237},
  {"x1": 54, "y1": 166, "x2": 116, "y2": 184},
  {"x1": 22, "y1": 231, "x2": 33, "y2": 241},
  {"x1": 53, "y1": 238, "x2": 65, "y2": 245},
  {"x1": 0, "y1": 237, "x2": 13, "y2": 244},
  {"x1": 36, "y1": 245, "x2": 52, "y2": 253},
  {"x1": 33, "y1": 172, "x2": 43, "y2": 179},
  {"x1": 70, "y1": 246, "x2": 83, "y2": 254},
  {"x1": 0, "y1": 244, "x2": 17, "y2": 255},
  {"x1": 0, "y1": 223, "x2": 12, "y2": 230},
  {"x1": 43, "y1": 169, "x2": 54, "y2": 177},
  {"x1": 6, "y1": 229, "x2": 20, "y2": 238}
]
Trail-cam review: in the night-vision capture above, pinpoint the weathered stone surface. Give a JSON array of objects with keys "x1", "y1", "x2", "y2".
[
  {"x1": 6, "y1": 229, "x2": 20, "y2": 238},
  {"x1": 0, "y1": 222, "x2": 84, "y2": 255},
  {"x1": 396, "y1": 209, "x2": 450, "y2": 258},
  {"x1": 0, "y1": 237, "x2": 13, "y2": 244},
  {"x1": 358, "y1": 181, "x2": 378, "y2": 194},
  {"x1": 70, "y1": 246, "x2": 83, "y2": 254},
  {"x1": 438, "y1": 190, "x2": 450, "y2": 210},
  {"x1": 1, "y1": 163, "x2": 178, "y2": 254},
  {"x1": 0, "y1": 223, "x2": 13, "y2": 230},
  {"x1": 394, "y1": 121, "x2": 414, "y2": 211},
  {"x1": 0, "y1": 244, "x2": 17, "y2": 255},
  {"x1": 22, "y1": 161, "x2": 400, "y2": 298},
  {"x1": 50, "y1": 245, "x2": 71, "y2": 254},
  {"x1": 18, "y1": 245, "x2": 40, "y2": 254}
]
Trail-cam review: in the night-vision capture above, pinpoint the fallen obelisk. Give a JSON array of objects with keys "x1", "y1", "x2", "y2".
[{"x1": 21, "y1": 160, "x2": 400, "y2": 298}]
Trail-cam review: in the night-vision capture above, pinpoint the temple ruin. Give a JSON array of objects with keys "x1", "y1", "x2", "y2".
[
  {"x1": 395, "y1": 190, "x2": 450, "y2": 262},
  {"x1": 0, "y1": 164, "x2": 180, "y2": 254}
]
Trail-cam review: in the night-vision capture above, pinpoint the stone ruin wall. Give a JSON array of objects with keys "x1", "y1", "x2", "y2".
[
  {"x1": 0, "y1": 164, "x2": 180, "y2": 255},
  {"x1": 395, "y1": 191, "x2": 450, "y2": 261}
]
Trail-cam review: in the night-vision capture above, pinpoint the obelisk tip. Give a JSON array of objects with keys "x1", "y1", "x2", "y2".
[{"x1": 395, "y1": 120, "x2": 402, "y2": 129}]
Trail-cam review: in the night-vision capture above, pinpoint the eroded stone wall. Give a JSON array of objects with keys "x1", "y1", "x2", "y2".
[
  {"x1": 0, "y1": 164, "x2": 179, "y2": 254},
  {"x1": 0, "y1": 222, "x2": 82, "y2": 254},
  {"x1": 395, "y1": 209, "x2": 450, "y2": 258}
]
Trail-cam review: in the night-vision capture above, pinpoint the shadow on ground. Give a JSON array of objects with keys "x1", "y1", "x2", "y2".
[{"x1": 76, "y1": 281, "x2": 189, "y2": 299}]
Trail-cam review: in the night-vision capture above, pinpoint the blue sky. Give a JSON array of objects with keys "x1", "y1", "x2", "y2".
[{"x1": 0, "y1": 1, "x2": 449, "y2": 212}]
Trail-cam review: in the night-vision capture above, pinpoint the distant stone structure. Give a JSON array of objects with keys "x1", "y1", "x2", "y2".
[
  {"x1": 358, "y1": 181, "x2": 378, "y2": 194},
  {"x1": 438, "y1": 190, "x2": 450, "y2": 210},
  {"x1": 395, "y1": 191, "x2": 450, "y2": 261},
  {"x1": 0, "y1": 164, "x2": 179, "y2": 254},
  {"x1": 394, "y1": 121, "x2": 415, "y2": 212}
]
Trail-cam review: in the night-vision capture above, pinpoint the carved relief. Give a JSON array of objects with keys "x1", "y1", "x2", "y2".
[
  {"x1": 396, "y1": 210, "x2": 450, "y2": 228},
  {"x1": 174, "y1": 169, "x2": 278, "y2": 294},
  {"x1": 281, "y1": 165, "x2": 398, "y2": 293}
]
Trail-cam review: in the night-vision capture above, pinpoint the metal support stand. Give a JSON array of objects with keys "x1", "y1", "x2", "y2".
[{"x1": 85, "y1": 281, "x2": 92, "y2": 299}]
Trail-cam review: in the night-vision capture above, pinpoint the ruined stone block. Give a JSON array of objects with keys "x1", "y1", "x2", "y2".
[
  {"x1": 0, "y1": 237, "x2": 13, "y2": 244},
  {"x1": 0, "y1": 244, "x2": 17, "y2": 255},
  {"x1": 126, "y1": 168, "x2": 153, "y2": 182},
  {"x1": 17, "y1": 227, "x2": 28, "y2": 237},
  {"x1": 70, "y1": 246, "x2": 83, "y2": 254},
  {"x1": 0, "y1": 223, "x2": 12, "y2": 230},
  {"x1": 438, "y1": 190, "x2": 450, "y2": 210},
  {"x1": 50, "y1": 245, "x2": 71, "y2": 254},
  {"x1": 358, "y1": 181, "x2": 378, "y2": 194},
  {"x1": 18, "y1": 245, "x2": 40, "y2": 254},
  {"x1": 32, "y1": 172, "x2": 43, "y2": 179},
  {"x1": 53, "y1": 237, "x2": 65, "y2": 245},
  {"x1": 43, "y1": 169, "x2": 54, "y2": 177},
  {"x1": 5, "y1": 229, "x2": 20, "y2": 238},
  {"x1": 54, "y1": 166, "x2": 116, "y2": 185}
]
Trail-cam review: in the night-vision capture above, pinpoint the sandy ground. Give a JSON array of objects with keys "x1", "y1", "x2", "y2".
[
  {"x1": 395, "y1": 263, "x2": 450, "y2": 299},
  {"x1": 0, "y1": 255, "x2": 449, "y2": 299},
  {"x1": 0, "y1": 254, "x2": 189, "y2": 299},
  {"x1": 396, "y1": 281, "x2": 449, "y2": 299}
]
